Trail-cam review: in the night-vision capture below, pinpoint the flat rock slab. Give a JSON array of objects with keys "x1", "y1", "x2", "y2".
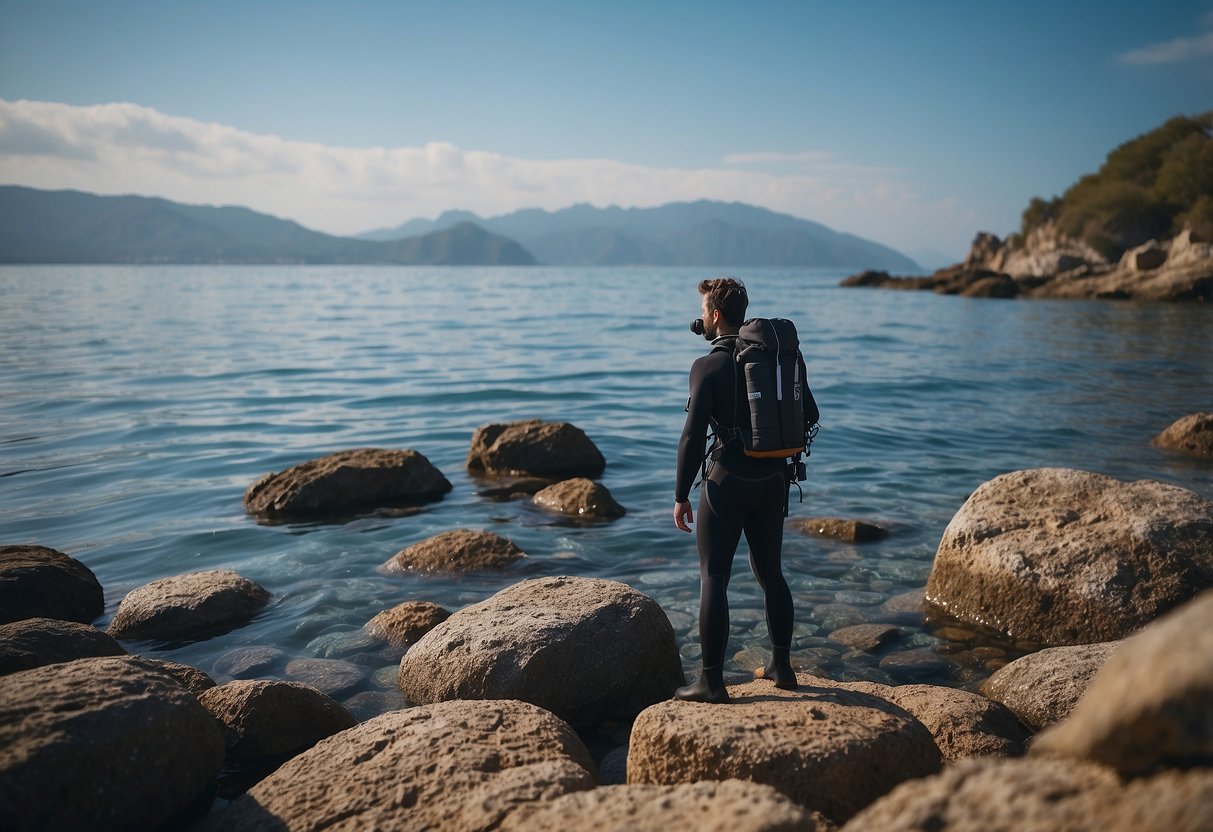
[
  {"x1": 793, "y1": 517, "x2": 889, "y2": 543},
  {"x1": 383, "y1": 529, "x2": 526, "y2": 573},
  {"x1": 532, "y1": 477, "x2": 625, "y2": 520},
  {"x1": 198, "y1": 680, "x2": 356, "y2": 762},
  {"x1": 467, "y1": 419, "x2": 606, "y2": 478},
  {"x1": 925, "y1": 467, "x2": 1213, "y2": 645},
  {"x1": 364, "y1": 600, "x2": 451, "y2": 647},
  {"x1": 108, "y1": 569, "x2": 270, "y2": 643},
  {"x1": 205, "y1": 699, "x2": 597, "y2": 832},
  {"x1": 980, "y1": 641, "x2": 1120, "y2": 730},
  {"x1": 1032, "y1": 590, "x2": 1213, "y2": 776},
  {"x1": 500, "y1": 780, "x2": 837, "y2": 832},
  {"x1": 627, "y1": 677, "x2": 942, "y2": 823},
  {"x1": 244, "y1": 448, "x2": 452, "y2": 520},
  {"x1": 0, "y1": 544, "x2": 104, "y2": 625},
  {"x1": 1153, "y1": 412, "x2": 1213, "y2": 458},
  {"x1": 399, "y1": 576, "x2": 684, "y2": 726},
  {"x1": 0, "y1": 656, "x2": 224, "y2": 831},
  {"x1": 0, "y1": 617, "x2": 126, "y2": 676}
]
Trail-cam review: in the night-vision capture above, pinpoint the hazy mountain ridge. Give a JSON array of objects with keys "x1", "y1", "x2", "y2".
[
  {"x1": 361, "y1": 200, "x2": 922, "y2": 271},
  {"x1": 0, "y1": 187, "x2": 536, "y2": 265}
]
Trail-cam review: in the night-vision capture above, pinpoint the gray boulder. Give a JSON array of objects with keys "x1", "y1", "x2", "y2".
[
  {"x1": 364, "y1": 600, "x2": 451, "y2": 647},
  {"x1": 206, "y1": 699, "x2": 597, "y2": 831},
  {"x1": 1153, "y1": 412, "x2": 1213, "y2": 458},
  {"x1": 108, "y1": 569, "x2": 270, "y2": 643},
  {"x1": 1032, "y1": 590, "x2": 1213, "y2": 775},
  {"x1": 244, "y1": 448, "x2": 451, "y2": 520},
  {"x1": 399, "y1": 576, "x2": 684, "y2": 726},
  {"x1": 925, "y1": 468, "x2": 1213, "y2": 645},
  {"x1": 382, "y1": 529, "x2": 526, "y2": 573},
  {"x1": 532, "y1": 477, "x2": 625, "y2": 520},
  {"x1": 198, "y1": 680, "x2": 356, "y2": 762},
  {"x1": 0, "y1": 656, "x2": 224, "y2": 831},
  {"x1": 0, "y1": 544, "x2": 104, "y2": 625},
  {"x1": 0, "y1": 617, "x2": 126, "y2": 676},
  {"x1": 979, "y1": 641, "x2": 1121, "y2": 729},
  {"x1": 467, "y1": 419, "x2": 606, "y2": 478}
]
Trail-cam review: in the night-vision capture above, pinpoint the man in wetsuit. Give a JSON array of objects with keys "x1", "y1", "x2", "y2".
[{"x1": 673, "y1": 277, "x2": 818, "y2": 703}]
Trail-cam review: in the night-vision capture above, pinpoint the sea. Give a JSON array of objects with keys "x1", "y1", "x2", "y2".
[{"x1": 2, "y1": 265, "x2": 1211, "y2": 717}]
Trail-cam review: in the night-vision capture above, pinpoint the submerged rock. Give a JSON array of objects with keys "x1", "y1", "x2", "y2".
[
  {"x1": 532, "y1": 477, "x2": 625, "y2": 520},
  {"x1": 244, "y1": 448, "x2": 452, "y2": 520},
  {"x1": 0, "y1": 544, "x2": 105, "y2": 625},
  {"x1": 198, "y1": 680, "x2": 356, "y2": 762},
  {"x1": 467, "y1": 419, "x2": 606, "y2": 478},
  {"x1": 382, "y1": 529, "x2": 526, "y2": 573},
  {"x1": 108, "y1": 569, "x2": 271, "y2": 643},
  {"x1": 979, "y1": 641, "x2": 1121, "y2": 730},
  {"x1": 283, "y1": 658, "x2": 365, "y2": 697},
  {"x1": 213, "y1": 645, "x2": 288, "y2": 679},
  {"x1": 925, "y1": 467, "x2": 1213, "y2": 645},
  {"x1": 792, "y1": 517, "x2": 889, "y2": 543},
  {"x1": 399, "y1": 576, "x2": 684, "y2": 726},
  {"x1": 1153, "y1": 412, "x2": 1213, "y2": 458},
  {"x1": 0, "y1": 617, "x2": 126, "y2": 676},
  {"x1": 364, "y1": 600, "x2": 451, "y2": 647},
  {"x1": 206, "y1": 699, "x2": 597, "y2": 831}
]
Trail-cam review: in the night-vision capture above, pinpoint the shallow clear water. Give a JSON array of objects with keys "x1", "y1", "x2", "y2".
[{"x1": 2, "y1": 265, "x2": 1211, "y2": 715}]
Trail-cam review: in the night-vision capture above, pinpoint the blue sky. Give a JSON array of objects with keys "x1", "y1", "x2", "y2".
[{"x1": 1, "y1": 1, "x2": 1211, "y2": 261}]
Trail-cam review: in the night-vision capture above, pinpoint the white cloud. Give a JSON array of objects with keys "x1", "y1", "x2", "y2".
[
  {"x1": 0, "y1": 97, "x2": 972, "y2": 254},
  {"x1": 1117, "y1": 29, "x2": 1213, "y2": 65}
]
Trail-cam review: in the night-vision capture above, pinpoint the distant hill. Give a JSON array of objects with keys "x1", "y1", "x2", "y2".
[
  {"x1": 360, "y1": 200, "x2": 921, "y2": 271},
  {"x1": 0, "y1": 187, "x2": 537, "y2": 265}
]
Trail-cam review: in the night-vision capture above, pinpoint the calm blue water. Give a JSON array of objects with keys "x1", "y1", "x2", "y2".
[{"x1": 2, "y1": 265, "x2": 1211, "y2": 715}]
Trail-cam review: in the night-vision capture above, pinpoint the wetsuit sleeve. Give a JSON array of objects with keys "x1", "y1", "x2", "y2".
[
  {"x1": 675, "y1": 359, "x2": 713, "y2": 502},
  {"x1": 801, "y1": 354, "x2": 820, "y2": 428}
]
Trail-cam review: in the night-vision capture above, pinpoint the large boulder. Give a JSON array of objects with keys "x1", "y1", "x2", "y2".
[
  {"x1": 0, "y1": 656, "x2": 224, "y2": 831},
  {"x1": 198, "y1": 680, "x2": 356, "y2": 762},
  {"x1": 244, "y1": 448, "x2": 452, "y2": 520},
  {"x1": 1153, "y1": 412, "x2": 1213, "y2": 458},
  {"x1": 466, "y1": 419, "x2": 606, "y2": 478},
  {"x1": 627, "y1": 677, "x2": 942, "y2": 824},
  {"x1": 979, "y1": 641, "x2": 1121, "y2": 730},
  {"x1": 872, "y1": 684, "x2": 1029, "y2": 761},
  {"x1": 382, "y1": 529, "x2": 526, "y2": 573},
  {"x1": 0, "y1": 617, "x2": 126, "y2": 676},
  {"x1": 532, "y1": 477, "x2": 625, "y2": 520},
  {"x1": 1031, "y1": 590, "x2": 1213, "y2": 776},
  {"x1": 500, "y1": 780, "x2": 836, "y2": 832},
  {"x1": 364, "y1": 600, "x2": 451, "y2": 647},
  {"x1": 399, "y1": 576, "x2": 684, "y2": 726},
  {"x1": 925, "y1": 468, "x2": 1213, "y2": 645},
  {"x1": 108, "y1": 569, "x2": 270, "y2": 643},
  {"x1": 0, "y1": 544, "x2": 104, "y2": 624},
  {"x1": 205, "y1": 699, "x2": 597, "y2": 832}
]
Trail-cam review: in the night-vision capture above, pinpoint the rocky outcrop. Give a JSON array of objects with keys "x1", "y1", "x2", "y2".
[
  {"x1": 979, "y1": 641, "x2": 1121, "y2": 730},
  {"x1": 244, "y1": 448, "x2": 452, "y2": 520},
  {"x1": 501, "y1": 780, "x2": 837, "y2": 832},
  {"x1": 627, "y1": 677, "x2": 942, "y2": 823},
  {"x1": 924, "y1": 468, "x2": 1213, "y2": 645},
  {"x1": 532, "y1": 477, "x2": 625, "y2": 520},
  {"x1": 0, "y1": 544, "x2": 104, "y2": 624},
  {"x1": 0, "y1": 617, "x2": 126, "y2": 675},
  {"x1": 382, "y1": 529, "x2": 526, "y2": 573},
  {"x1": 364, "y1": 600, "x2": 451, "y2": 647},
  {"x1": 108, "y1": 569, "x2": 271, "y2": 643},
  {"x1": 467, "y1": 419, "x2": 606, "y2": 478},
  {"x1": 0, "y1": 656, "x2": 224, "y2": 831},
  {"x1": 399, "y1": 576, "x2": 684, "y2": 726},
  {"x1": 205, "y1": 699, "x2": 597, "y2": 832},
  {"x1": 793, "y1": 517, "x2": 889, "y2": 543},
  {"x1": 1153, "y1": 412, "x2": 1213, "y2": 458},
  {"x1": 198, "y1": 680, "x2": 356, "y2": 762},
  {"x1": 1031, "y1": 590, "x2": 1213, "y2": 775},
  {"x1": 842, "y1": 227, "x2": 1213, "y2": 302}
]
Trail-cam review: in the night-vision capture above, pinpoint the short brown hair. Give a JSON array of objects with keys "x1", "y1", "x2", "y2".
[{"x1": 698, "y1": 277, "x2": 748, "y2": 326}]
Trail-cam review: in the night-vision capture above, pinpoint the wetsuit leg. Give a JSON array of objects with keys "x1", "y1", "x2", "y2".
[{"x1": 742, "y1": 474, "x2": 798, "y2": 688}]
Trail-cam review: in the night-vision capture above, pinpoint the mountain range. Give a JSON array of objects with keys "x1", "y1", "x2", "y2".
[
  {"x1": 0, "y1": 185, "x2": 920, "y2": 270},
  {"x1": 361, "y1": 200, "x2": 921, "y2": 271}
]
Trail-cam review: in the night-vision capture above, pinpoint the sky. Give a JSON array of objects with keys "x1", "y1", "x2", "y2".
[{"x1": 1, "y1": 1, "x2": 1211, "y2": 262}]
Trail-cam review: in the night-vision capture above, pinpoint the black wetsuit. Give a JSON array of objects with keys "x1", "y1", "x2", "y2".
[{"x1": 675, "y1": 335, "x2": 819, "y2": 673}]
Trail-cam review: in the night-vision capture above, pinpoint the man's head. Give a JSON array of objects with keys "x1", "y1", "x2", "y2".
[{"x1": 697, "y1": 277, "x2": 748, "y2": 339}]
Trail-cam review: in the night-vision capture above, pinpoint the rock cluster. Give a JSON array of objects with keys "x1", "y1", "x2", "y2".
[{"x1": 843, "y1": 226, "x2": 1213, "y2": 301}]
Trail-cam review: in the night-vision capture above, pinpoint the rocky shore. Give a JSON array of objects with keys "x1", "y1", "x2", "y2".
[
  {"x1": 843, "y1": 226, "x2": 1213, "y2": 302},
  {"x1": 3, "y1": 417, "x2": 1212, "y2": 829}
]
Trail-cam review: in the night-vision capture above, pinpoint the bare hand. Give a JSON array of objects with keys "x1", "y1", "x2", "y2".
[{"x1": 674, "y1": 500, "x2": 694, "y2": 533}]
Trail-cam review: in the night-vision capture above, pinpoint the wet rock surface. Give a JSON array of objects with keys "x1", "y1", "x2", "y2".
[
  {"x1": 793, "y1": 517, "x2": 889, "y2": 543},
  {"x1": 244, "y1": 448, "x2": 452, "y2": 520},
  {"x1": 0, "y1": 617, "x2": 126, "y2": 675},
  {"x1": 1153, "y1": 412, "x2": 1213, "y2": 458},
  {"x1": 364, "y1": 599, "x2": 451, "y2": 647},
  {"x1": 467, "y1": 419, "x2": 606, "y2": 478},
  {"x1": 0, "y1": 544, "x2": 105, "y2": 625},
  {"x1": 107, "y1": 569, "x2": 271, "y2": 643},
  {"x1": 532, "y1": 477, "x2": 625, "y2": 520},
  {"x1": 382, "y1": 528, "x2": 526, "y2": 573}
]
